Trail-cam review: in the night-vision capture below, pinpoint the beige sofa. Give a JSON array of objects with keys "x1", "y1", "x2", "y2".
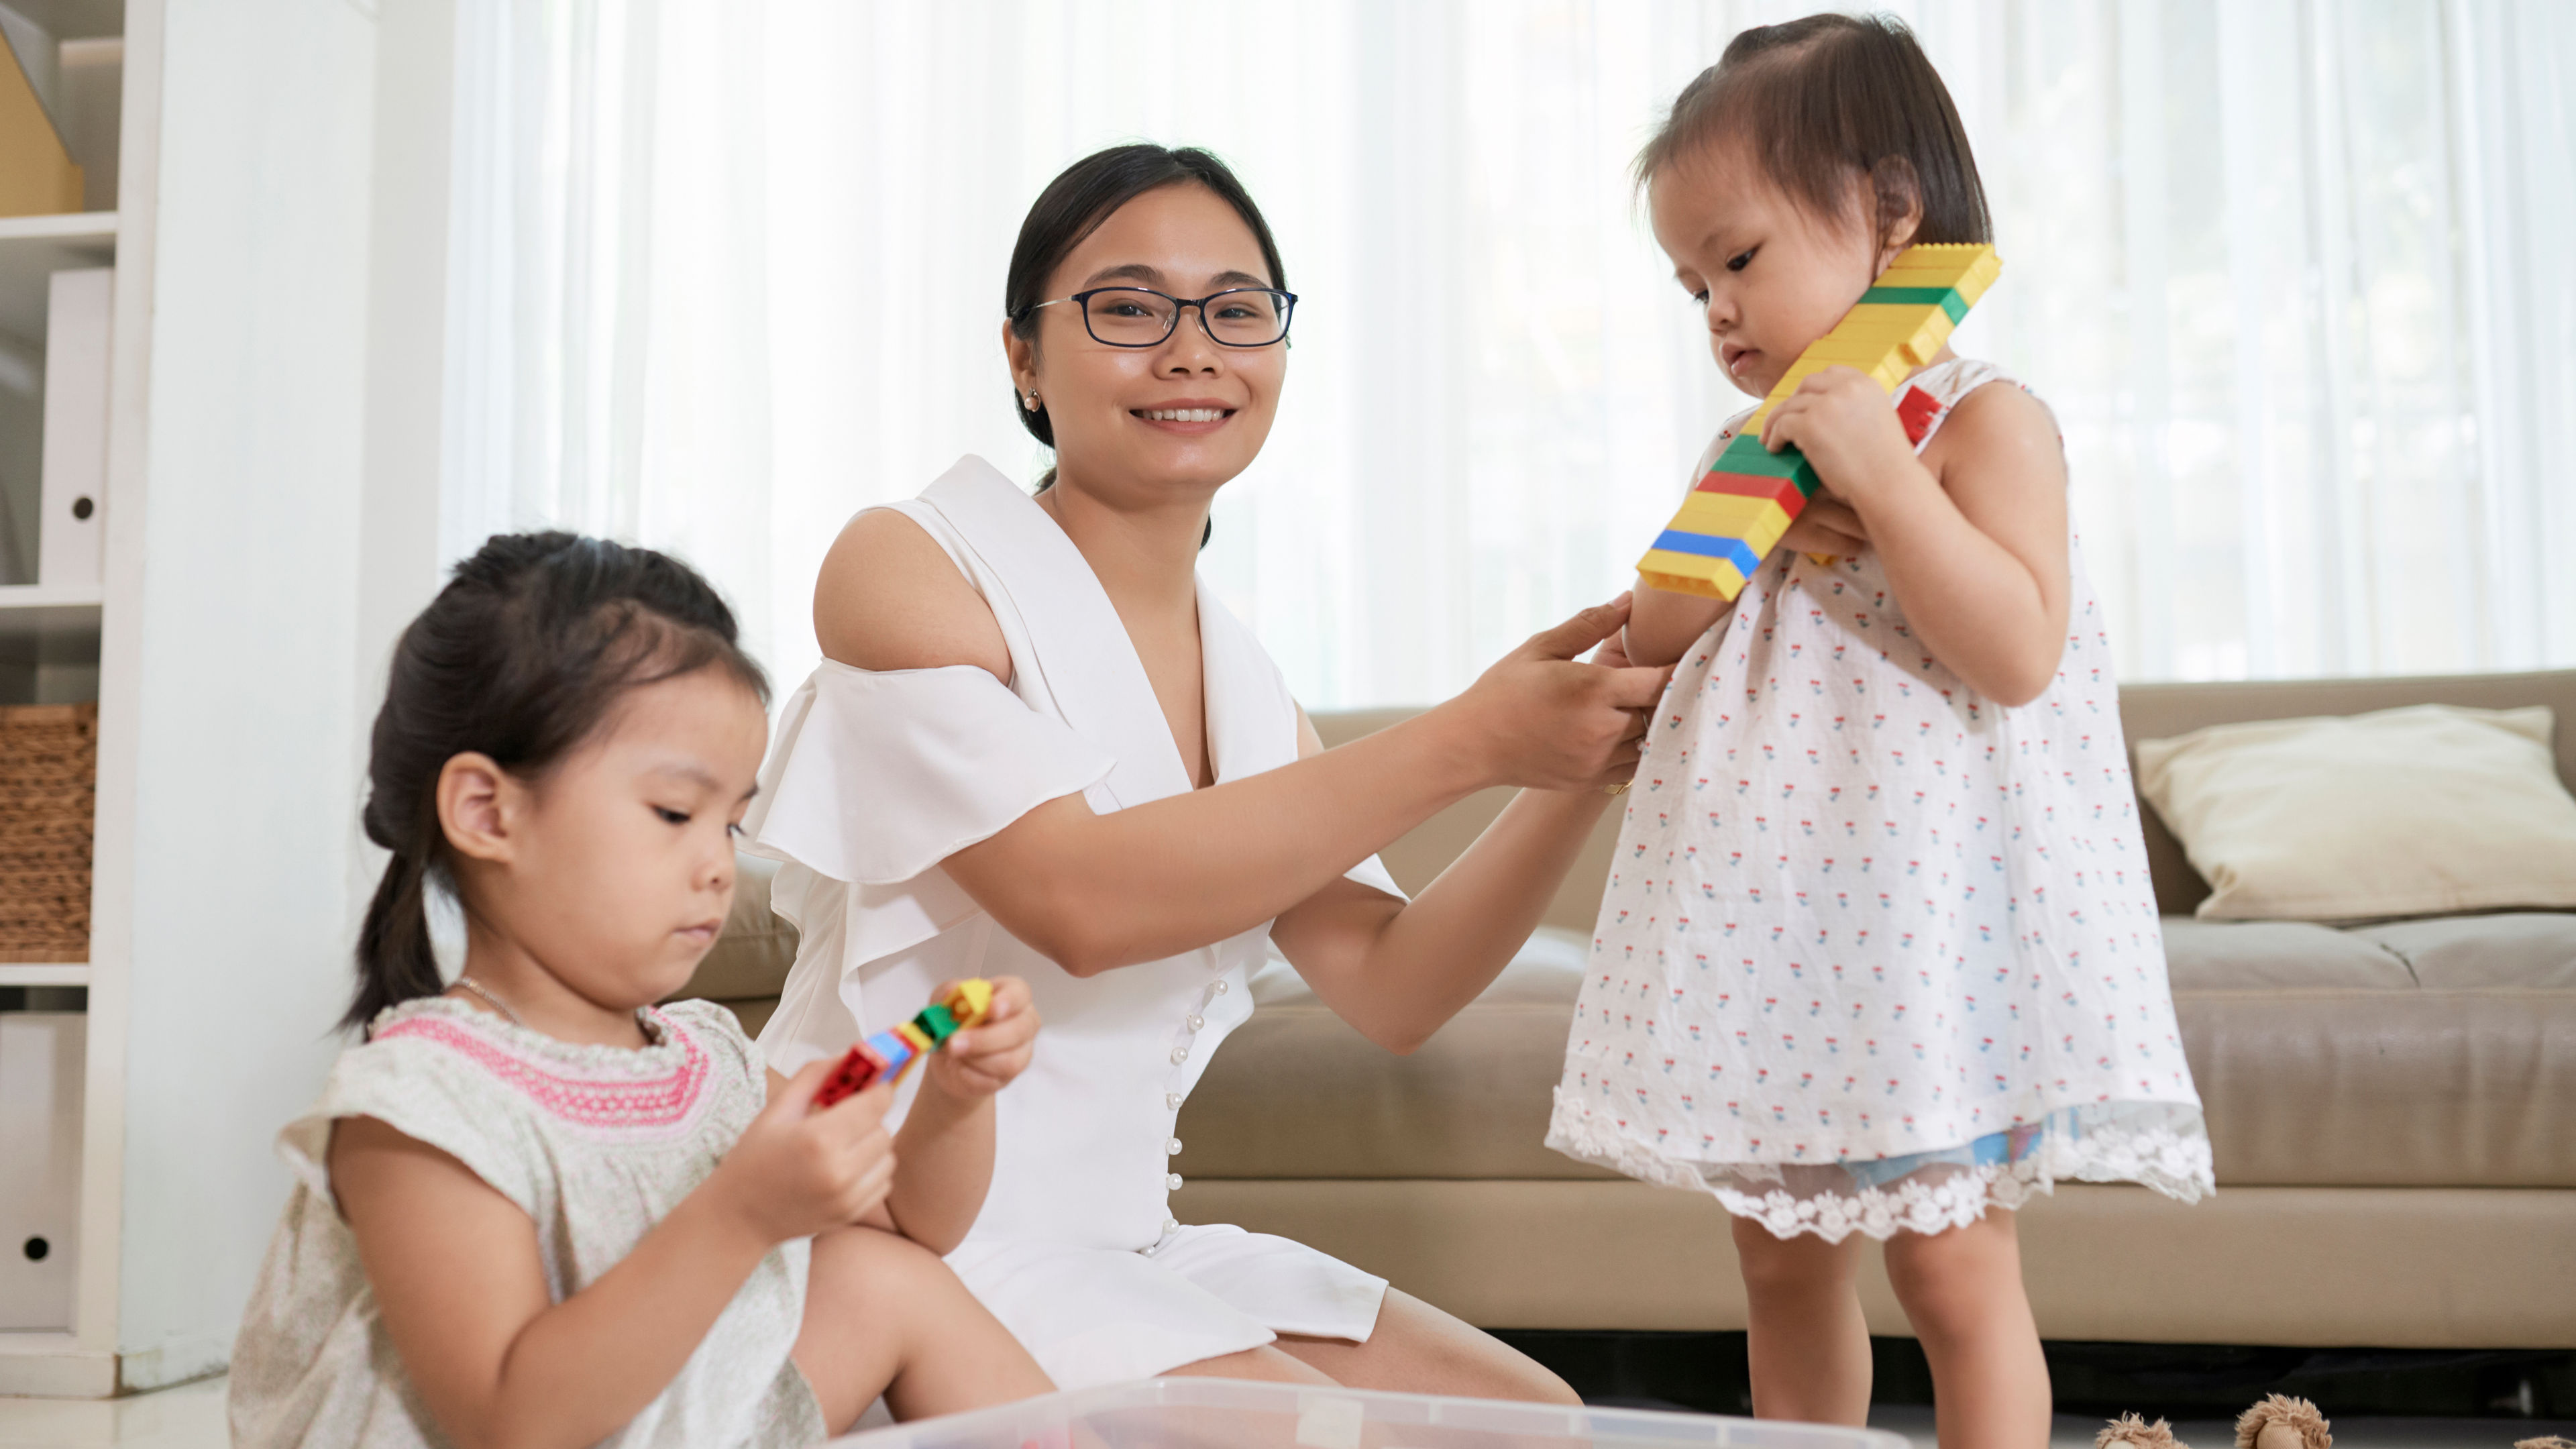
[{"x1": 684, "y1": 669, "x2": 2576, "y2": 1350}]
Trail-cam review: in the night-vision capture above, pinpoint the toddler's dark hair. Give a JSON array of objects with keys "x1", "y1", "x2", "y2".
[
  {"x1": 345, "y1": 533, "x2": 769, "y2": 1033},
  {"x1": 1639, "y1": 13, "x2": 1990, "y2": 250}
]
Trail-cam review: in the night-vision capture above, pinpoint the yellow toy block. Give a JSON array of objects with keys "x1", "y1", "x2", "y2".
[
  {"x1": 894, "y1": 1020, "x2": 934, "y2": 1055},
  {"x1": 1674, "y1": 493, "x2": 1794, "y2": 549},
  {"x1": 943, "y1": 979, "x2": 995, "y2": 1029},
  {"x1": 1639, "y1": 550, "x2": 1752, "y2": 600},
  {"x1": 1875, "y1": 242, "x2": 2002, "y2": 299},
  {"x1": 1635, "y1": 242, "x2": 2000, "y2": 602}
]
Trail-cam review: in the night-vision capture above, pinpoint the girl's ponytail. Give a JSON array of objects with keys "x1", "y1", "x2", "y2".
[
  {"x1": 340, "y1": 531, "x2": 767, "y2": 1035},
  {"x1": 350, "y1": 847, "x2": 441, "y2": 1030}
]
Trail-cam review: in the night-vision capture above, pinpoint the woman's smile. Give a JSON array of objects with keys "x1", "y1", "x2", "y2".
[{"x1": 1131, "y1": 398, "x2": 1238, "y2": 435}]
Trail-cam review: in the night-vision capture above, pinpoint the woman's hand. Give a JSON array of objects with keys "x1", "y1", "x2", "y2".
[
  {"x1": 710, "y1": 1063, "x2": 897, "y2": 1244},
  {"x1": 1440, "y1": 599, "x2": 1670, "y2": 792},
  {"x1": 922, "y1": 977, "x2": 1039, "y2": 1100}
]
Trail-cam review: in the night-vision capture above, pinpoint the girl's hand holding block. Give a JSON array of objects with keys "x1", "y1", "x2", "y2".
[{"x1": 716, "y1": 1064, "x2": 899, "y2": 1241}]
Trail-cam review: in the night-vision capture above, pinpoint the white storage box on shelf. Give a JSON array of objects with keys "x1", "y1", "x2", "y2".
[
  {"x1": 834, "y1": 1379, "x2": 1906, "y2": 1449},
  {"x1": 38, "y1": 265, "x2": 108, "y2": 588},
  {"x1": 0, "y1": 1010, "x2": 83, "y2": 1330}
]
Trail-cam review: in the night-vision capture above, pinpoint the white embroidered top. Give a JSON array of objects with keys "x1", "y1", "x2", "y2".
[
  {"x1": 1547, "y1": 360, "x2": 2214, "y2": 1242},
  {"x1": 228, "y1": 998, "x2": 822, "y2": 1448}
]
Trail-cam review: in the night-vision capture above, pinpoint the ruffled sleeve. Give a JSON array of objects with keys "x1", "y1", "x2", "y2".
[
  {"x1": 744, "y1": 661, "x2": 1117, "y2": 887},
  {"x1": 274, "y1": 1030, "x2": 548, "y2": 1220}
]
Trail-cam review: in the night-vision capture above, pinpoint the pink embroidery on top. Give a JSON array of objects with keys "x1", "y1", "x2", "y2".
[{"x1": 377, "y1": 1009, "x2": 712, "y2": 1132}]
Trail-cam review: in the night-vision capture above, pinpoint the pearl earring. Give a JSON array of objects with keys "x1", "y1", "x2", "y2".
[{"x1": 1024, "y1": 392, "x2": 1040, "y2": 412}]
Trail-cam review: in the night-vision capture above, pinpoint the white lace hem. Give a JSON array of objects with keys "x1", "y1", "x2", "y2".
[{"x1": 1546, "y1": 1097, "x2": 2214, "y2": 1244}]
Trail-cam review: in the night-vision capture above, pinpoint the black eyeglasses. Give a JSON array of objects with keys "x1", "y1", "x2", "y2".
[{"x1": 1019, "y1": 286, "x2": 1298, "y2": 348}]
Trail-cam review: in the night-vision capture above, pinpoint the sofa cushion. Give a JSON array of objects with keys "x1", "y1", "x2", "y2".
[
  {"x1": 2347, "y1": 911, "x2": 2576, "y2": 989},
  {"x1": 2113, "y1": 671, "x2": 2576, "y2": 918},
  {"x1": 2167, "y1": 914, "x2": 2576, "y2": 1187},
  {"x1": 2135, "y1": 705, "x2": 2576, "y2": 922},
  {"x1": 1178, "y1": 928, "x2": 1619, "y2": 1182},
  {"x1": 2157, "y1": 918, "x2": 2416, "y2": 991},
  {"x1": 675, "y1": 855, "x2": 800, "y2": 1004},
  {"x1": 1183, "y1": 913, "x2": 2576, "y2": 1190}
]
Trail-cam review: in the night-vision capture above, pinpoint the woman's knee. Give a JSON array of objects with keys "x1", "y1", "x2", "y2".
[{"x1": 1163, "y1": 1345, "x2": 1339, "y2": 1386}]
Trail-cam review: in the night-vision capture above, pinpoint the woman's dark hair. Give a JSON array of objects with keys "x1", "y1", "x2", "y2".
[
  {"x1": 345, "y1": 532, "x2": 769, "y2": 1033},
  {"x1": 1004, "y1": 144, "x2": 1288, "y2": 458},
  {"x1": 1637, "y1": 13, "x2": 1990, "y2": 250}
]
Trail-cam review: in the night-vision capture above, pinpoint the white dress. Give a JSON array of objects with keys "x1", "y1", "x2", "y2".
[
  {"x1": 745, "y1": 455, "x2": 1401, "y2": 1389},
  {"x1": 1546, "y1": 360, "x2": 2214, "y2": 1243},
  {"x1": 229, "y1": 999, "x2": 822, "y2": 1448}
]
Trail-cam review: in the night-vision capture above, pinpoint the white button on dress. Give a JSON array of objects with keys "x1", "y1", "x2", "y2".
[{"x1": 747, "y1": 456, "x2": 1409, "y2": 1393}]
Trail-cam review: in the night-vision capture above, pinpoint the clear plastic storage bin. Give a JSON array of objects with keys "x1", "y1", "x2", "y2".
[{"x1": 834, "y1": 1377, "x2": 1909, "y2": 1449}]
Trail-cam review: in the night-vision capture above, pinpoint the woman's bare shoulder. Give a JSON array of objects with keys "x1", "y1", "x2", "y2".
[{"x1": 813, "y1": 508, "x2": 1012, "y2": 682}]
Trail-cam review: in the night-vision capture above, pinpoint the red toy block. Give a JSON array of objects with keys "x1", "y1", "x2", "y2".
[{"x1": 814, "y1": 1038, "x2": 892, "y2": 1109}]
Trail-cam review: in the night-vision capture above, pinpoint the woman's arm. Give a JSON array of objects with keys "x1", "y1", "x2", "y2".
[
  {"x1": 1265, "y1": 630, "x2": 1633, "y2": 1053},
  {"x1": 821, "y1": 511, "x2": 1667, "y2": 978},
  {"x1": 341, "y1": 1067, "x2": 894, "y2": 1449},
  {"x1": 1763, "y1": 374, "x2": 2069, "y2": 705}
]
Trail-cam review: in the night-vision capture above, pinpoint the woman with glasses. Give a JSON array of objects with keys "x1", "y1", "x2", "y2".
[{"x1": 743, "y1": 144, "x2": 1664, "y2": 1401}]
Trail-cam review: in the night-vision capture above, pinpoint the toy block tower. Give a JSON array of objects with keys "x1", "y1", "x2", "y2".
[{"x1": 1638, "y1": 243, "x2": 2000, "y2": 600}]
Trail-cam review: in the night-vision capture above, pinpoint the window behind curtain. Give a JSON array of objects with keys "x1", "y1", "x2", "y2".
[{"x1": 441, "y1": 0, "x2": 2576, "y2": 708}]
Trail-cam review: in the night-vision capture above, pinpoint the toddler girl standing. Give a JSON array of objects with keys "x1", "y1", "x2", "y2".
[
  {"x1": 230, "y1": 533, "x2": 1052, "y2": 1448},
  {"x1": 1546, "y1": 17, "x2": 2212, "y2": 1449}
]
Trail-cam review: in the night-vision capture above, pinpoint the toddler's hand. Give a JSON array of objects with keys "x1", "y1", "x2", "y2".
[
  {"x1": 1780, "y1": 490, "x2": 1870, "y2": 556},
  {"x1": 710, "y1": 1062, "x2": 896, "y2": 1244},
  {"x1": 1762, "y1": 366, "x2": 1927, "y2": 513},
  {"x1": 922, "y1": 976, "x2": 1039, "y2": 1099}
]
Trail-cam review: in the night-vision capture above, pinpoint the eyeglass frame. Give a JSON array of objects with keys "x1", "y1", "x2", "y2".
[{"x1": 1014, "y1": 285, "x2": 1299, "y2": 349}]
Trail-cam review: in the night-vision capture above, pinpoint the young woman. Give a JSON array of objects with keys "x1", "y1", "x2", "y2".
[{"x1": 745, "y1": 144, "x2": 1664, "y2": 1399}]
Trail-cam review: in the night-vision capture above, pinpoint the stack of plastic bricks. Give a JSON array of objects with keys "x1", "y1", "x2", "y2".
[
  {"x1": 813, "y1": 979, "x2": 996, "y2": 1108},
  {"x1": 1638, "y1": 242, "x2": 2002, "y2": 600}
]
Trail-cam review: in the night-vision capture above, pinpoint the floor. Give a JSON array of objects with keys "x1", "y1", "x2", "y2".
[{"x1": 1, "y1": 1378, "x2": 2568, "y2": 1447}]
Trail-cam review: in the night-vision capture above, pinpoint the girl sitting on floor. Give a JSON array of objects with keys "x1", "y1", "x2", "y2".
[{"x1": 230, "y1": 533, "x2": 1052, "y2": 1448}]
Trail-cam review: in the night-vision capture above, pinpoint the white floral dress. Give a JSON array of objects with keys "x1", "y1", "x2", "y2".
[
  {"x1": 1546, "y1": 359, "x2": 2214, "y2": 1242},
  {"x1": 229, "y1": 998, "x2": 823, "y2": 1448}
]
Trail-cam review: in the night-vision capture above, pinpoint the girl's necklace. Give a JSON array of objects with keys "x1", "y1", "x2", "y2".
[{"x1": 452, "y1": 975, "x2": 527, "y2": 1028}]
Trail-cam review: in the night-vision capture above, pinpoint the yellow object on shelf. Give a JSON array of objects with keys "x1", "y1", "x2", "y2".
[{"x1": 0, "y1": 30, "x2": 83, "y2": 219}]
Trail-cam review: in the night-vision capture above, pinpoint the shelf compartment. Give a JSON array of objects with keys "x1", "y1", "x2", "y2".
[{"x1": 0, "y1": 212, "x2": 114, "y2": 343}]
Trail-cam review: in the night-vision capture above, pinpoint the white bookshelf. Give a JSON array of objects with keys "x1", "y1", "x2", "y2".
[
  {"x1": 2, "y1": 0, "x2": 424, "y2": 1400},
  {"x1": 0, "y1": 213, "x2": 115, "y2": 339}
]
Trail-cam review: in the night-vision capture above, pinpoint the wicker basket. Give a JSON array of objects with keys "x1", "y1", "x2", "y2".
[{"x1": 0, "y1": 702, "x2": 97, "y2": 963}]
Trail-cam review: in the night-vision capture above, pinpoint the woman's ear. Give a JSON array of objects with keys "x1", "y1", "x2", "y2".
[
  {"x1": 1002, "y1": 318, "x2": 1038, "y2": 396},
  {"x1": 437, "y1": 751, "x2": 521, "y2": 865}
]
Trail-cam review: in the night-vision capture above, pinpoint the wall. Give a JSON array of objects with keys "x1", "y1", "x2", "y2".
[{"x1": 112, "y1": 0, "x2": 379, "y2": 1389}]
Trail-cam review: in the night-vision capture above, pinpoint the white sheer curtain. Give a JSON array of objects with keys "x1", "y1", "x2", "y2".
[{"x1": 439, "y1": 0, "x2": 2576, "y2": 706}]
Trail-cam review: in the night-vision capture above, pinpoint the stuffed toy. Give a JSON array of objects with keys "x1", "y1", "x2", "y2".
[
  {"x1": 2235, "y1": 1395, "x2": 2330, "y2": 1449},
  {"x1": 2098, "y1": 1413, "x2": 2186, "y2": 1448}
]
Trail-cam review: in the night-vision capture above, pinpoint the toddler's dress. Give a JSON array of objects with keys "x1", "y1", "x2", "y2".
[
  {"x1": 229, "y1": 998, "x2": 822, "y2": 1448},
  {"x1": 1547, "y1": 359, "x2": 2214, "y2": 1242}
]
